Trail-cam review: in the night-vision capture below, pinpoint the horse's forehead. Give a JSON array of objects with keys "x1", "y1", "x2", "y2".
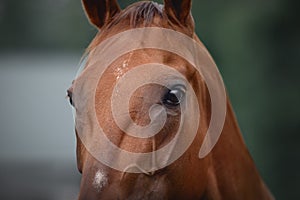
[{"x1": 99, "y1": 49, "x2": 197, "y2": 81}]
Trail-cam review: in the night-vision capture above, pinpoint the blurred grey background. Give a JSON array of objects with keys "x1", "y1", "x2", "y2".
[{"x1": 0, "y1": 0, "x2": 299, "y2": 199}]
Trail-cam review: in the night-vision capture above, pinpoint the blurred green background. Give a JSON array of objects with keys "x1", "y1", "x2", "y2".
[{"x1": 0, "y1": 0, "x2": 299, "y2": 199}]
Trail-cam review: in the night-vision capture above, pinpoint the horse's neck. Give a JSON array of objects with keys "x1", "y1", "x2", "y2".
[{"x1": 204, "y1": 101, "x2": 273, "y2": 200}]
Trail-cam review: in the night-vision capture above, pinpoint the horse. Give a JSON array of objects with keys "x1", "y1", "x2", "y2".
[{"x1": 67, "y1": 0, "x2": 274, "y2": 199}]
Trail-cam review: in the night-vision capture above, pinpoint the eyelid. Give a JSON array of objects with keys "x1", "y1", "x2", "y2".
[
  {"x1": 67, "y1": 88, "x2": 73, "y2": 98},
  {"x1": 170, "y1": 84, "x2": 187, "y2": 93}
]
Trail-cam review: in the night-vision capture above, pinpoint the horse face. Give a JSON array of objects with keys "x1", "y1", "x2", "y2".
[
  {"x1": 74, "y1": 50, "x2": 210, "y2": 199},
  {"x1": 73, "y1": 1, "x2": 210, "y2": 199}
]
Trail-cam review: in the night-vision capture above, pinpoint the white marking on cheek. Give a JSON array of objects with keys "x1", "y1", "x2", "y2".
[{"x1": 93, "y1": 170, "x2": 108, "y2": 192}]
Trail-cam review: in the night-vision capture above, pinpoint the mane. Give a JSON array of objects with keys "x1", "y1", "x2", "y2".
[{"x1": 108, "y1": 1, "x2": 164, "y2": 28}]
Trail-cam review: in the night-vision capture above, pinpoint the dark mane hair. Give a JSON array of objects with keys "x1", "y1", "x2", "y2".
[{"x1": 107, "y1": 1, "x2": 164, "y2": 28}]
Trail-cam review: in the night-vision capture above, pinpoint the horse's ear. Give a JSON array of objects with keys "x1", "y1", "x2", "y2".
[
  {"x1": 164, "y1": 0, "x2": 192, "y2": 26},
  {"x1": 82, "y1": 0, "x2": 121, "y2": 29}
]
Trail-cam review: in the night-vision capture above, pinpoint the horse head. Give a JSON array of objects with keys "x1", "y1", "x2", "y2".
[{"x1": 67, "y1": 1, "x2": 274, "y2": 199}]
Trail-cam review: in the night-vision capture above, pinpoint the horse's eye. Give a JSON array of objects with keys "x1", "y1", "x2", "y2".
[
  {"x1": 67, "y1": 89, "x2": 74, "y2": 106},
  {"x1": 162, "y1": 85, "x2": 186, "y2": 108}
]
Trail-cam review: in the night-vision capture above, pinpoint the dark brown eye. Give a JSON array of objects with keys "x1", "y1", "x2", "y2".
[
  {"x1": 67, "y1": 89, "x2": 74, "y2": 106},
  {"x1": 162, "y1": 85, "x2": 186, "y2": 108}
]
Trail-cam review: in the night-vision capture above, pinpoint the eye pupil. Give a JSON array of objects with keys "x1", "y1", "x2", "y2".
[
  {"x1": 69, "y1": 97, "x2": 73, "y2": 106},
  {"x1": 165, "y1": 92, "x2": 180, "y2": 105},
  {"x1": 162, "y1": 85, "x2": 186, "y2": 107}
]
